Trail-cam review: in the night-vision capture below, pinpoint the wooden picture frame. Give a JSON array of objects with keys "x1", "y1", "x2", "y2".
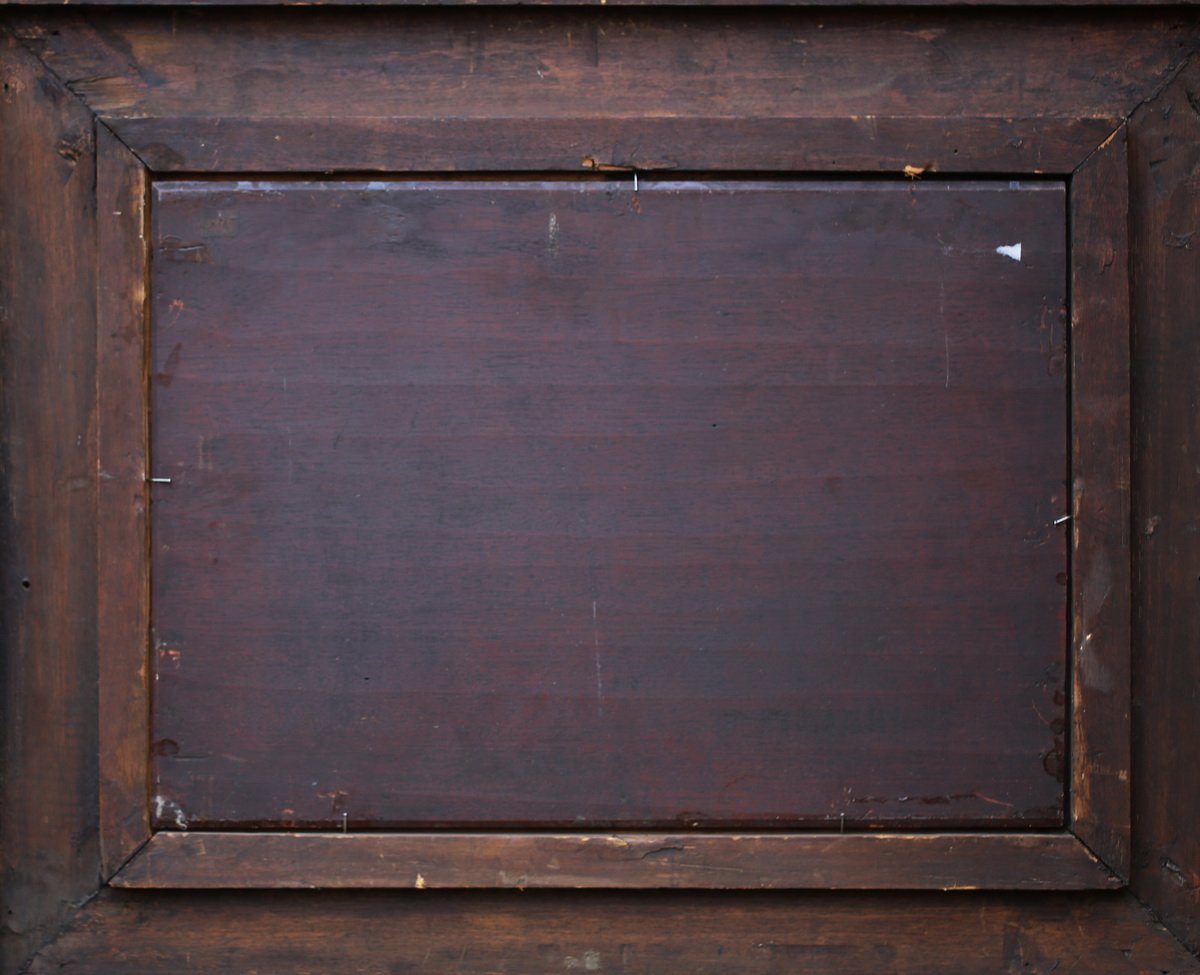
[
  {"x1": 3, "y1": 7, "x2": 1198, "y2": 972},
  {"x1": 96, "y1": 133, "x2": 1128, "y2": 894}
]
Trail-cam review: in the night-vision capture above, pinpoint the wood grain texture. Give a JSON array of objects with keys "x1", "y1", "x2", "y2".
[
  {"x1": 5, "y1": 9, "x2": 1195, "y2": 124},
  {"x1": 27, "y1": 889, "x2": 1200, "y2": 975},
  {"x1": 112, "y1": 832, "x2": 1117, "y2": 891},
  {"x1": 1068, "y1": 129, "x2": 1132, "y2": 879},
  {"x1": 1128, "y1": 61, "x2": 1200, "y2": 955},
  {"x1": 111, "y1": 115, "x2": 1116, "y2": 176},
  {"x1": 148, "y1": 180, "x2": 1068, "y2": 831},
  {"x1": 96, "y1": 124, "x2": 151, "y2": 881},
  {"x1": 0, "y1": 30, "x2": 99, "y2": 975}
]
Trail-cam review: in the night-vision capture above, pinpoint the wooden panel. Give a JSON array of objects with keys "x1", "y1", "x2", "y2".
[
  {"x1": 148, "y1": 179, "x2": 1067, "y2": 831},
  {"x1": 29, "y1": 888, "x2": 1200, "y2": 975},
  {"x1": 110, "y1": 115, "x2": 1116, "y2": 175},
  {"x1": 113, "y1": 832, "x2": 1116, "y2": 890},
  {"x1": 7, "y1": 10, "x2": 1194, "y2": 123},
  {"x1": 0, "y1": 31, "x2": 99, "y2": 975},
  {"x1": 1068, "y1": 129, "x2": 1131, "y2": 878},
  {"x1": 96, "y1": 125, "x2": 152, "y2": 879},
  {"x1": 1128, "y1": 62, "x2": 1200, "y2": 954}
]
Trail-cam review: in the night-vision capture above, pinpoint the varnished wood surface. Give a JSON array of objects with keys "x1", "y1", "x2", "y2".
[
  {"x1": 0, "y1": 33, "x2": 100, "y2": 975},
  {"x1": 27, "y1": 889, "x2": 1200, "y2": 975},
  {"x1": 150, "y1": 179, "x2": 1067, "y2": 830},
  {"x1": 1068, "y1": 130, "x2": 1132, "y2": 878},
  {"x1": 7, "y1": 10, "x2": 1195, "y2": 124},
  {"x1": 1128, "y1": 62, "x2": 1200, "y2": 955},
  {"x1": 113, "y1": 832, "x2": 1117, "y2": 890}
]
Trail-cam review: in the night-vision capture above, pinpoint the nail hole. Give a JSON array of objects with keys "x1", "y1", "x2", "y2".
[{"x1": 20, "y1": 578, "x2": 30, "y2": 590}]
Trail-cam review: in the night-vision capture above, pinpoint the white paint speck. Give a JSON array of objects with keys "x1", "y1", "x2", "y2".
[
  {"x1": 996, "y1": 243, "x2": 1022, "y2": 262},
  {"x1": 565, "y1": 952, "x2": 602, "y2": 971}
]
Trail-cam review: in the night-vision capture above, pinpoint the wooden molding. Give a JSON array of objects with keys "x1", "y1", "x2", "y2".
[
  {"x1": 112, "y1": 831, "x2": 1118, "y2": 890},
  {"x1": 1068, "y1": 126, "x2": 1133, "y2": 880},
  {"x1": 96, "y1": 123, "x2": 154, "y2": 881},
  {"x1": 87, "y1": 120, "x2": 1131, "y2": 891},
  {"x1": 106, "y1": 115, "x2": 1115, "y2": 175}
]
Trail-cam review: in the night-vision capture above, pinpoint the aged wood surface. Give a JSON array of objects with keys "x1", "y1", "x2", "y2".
[
  {"x1": 5, "y1": 10, "x2": 1195, "y2": 125},
  {"x1": 149, "y1": 179, "x2": 1067, "y2": 830},
  {"x1": 0, "y1": 3, "x2": 1198, "y2": 970},
  {"x1": 0, "y1": 31, "x2": 100, "y2": 975},
  {"x1": 113, "y1": 832, "x2": 1117, "y2": 891},
  {"x1": 1128, "y1": 61, "x2": 1200, "y2": 955},
  {"x1": 96, "y1": 125, "x2": 152, "y2": 881},
  {"x1": 109, "y1": 115, "x2": 1116, "y2": 176},
  {"x1": 1068, "y1": 129, "x2": 1132, "y2": 879},
  {"x1": 28, "y1": 889, "x2": 1200, "y2": 975}
]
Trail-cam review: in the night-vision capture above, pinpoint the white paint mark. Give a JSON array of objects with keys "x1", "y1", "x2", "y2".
[
  {"x1": 415, "y1": 873, "x2": 427, "y2": 889},
  {"x1": 153, "y1": 795, "x2": 189, "y2": 829},
  {"x1": 548, "y1": 212, "x2": 560, "y2": 256},
  {"x1": 996, "y1": 243, "x2": 1022, "y2": 262},
  {"x1": 565, "y1": 952, "x2": 602, "y2": 971},
  {"x1": 592, "y1": 599, "x2": 604, "y2": 717}
]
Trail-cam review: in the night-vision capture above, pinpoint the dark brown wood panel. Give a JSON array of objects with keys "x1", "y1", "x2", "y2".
[
  {"x1": 0, "y1": 31, "x2": 100, "y2": 975},
  {"x1": 1068, "y1": 129, "x2": 1132, "y2": 878},
  {"x1": 149, "y1": 179, "x2": 1067, "y2": 830},
  {"x1": 96, "y1": 125, "x2": 152, "y2": 880},
  {"x1": 114, "y1": 832, "x2": 1116, "y2": 890},
  {"x1": 28, "y1": 889, "x2": 1200, "y2": 975},
  {"x1": 110, "y1": 115, "x2": 1116, "y2": 176},
  {"x1": 7, "y1": 10, "x2": 1194, "y2": 123},
  {"x1": 1129, "y1": 62, "x2": 1200, "y2": 955}
]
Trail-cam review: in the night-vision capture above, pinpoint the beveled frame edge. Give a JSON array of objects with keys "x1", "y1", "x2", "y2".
[
  {"x1": 1068, "y1": 125, "x2": 1133, "y2": 880},
  {"x1": 96, "y1": 122, "x2": 153, "y2": 882},
  {"x1": 92, "y1": 112, "x2": 1132, "y2": 891},
  {"x1": 112, "y1": 831, "x2": 1120, "y2": 890},
  {"x1": 104, "y1": 114, "x2": 1117, "y2": 175}
]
